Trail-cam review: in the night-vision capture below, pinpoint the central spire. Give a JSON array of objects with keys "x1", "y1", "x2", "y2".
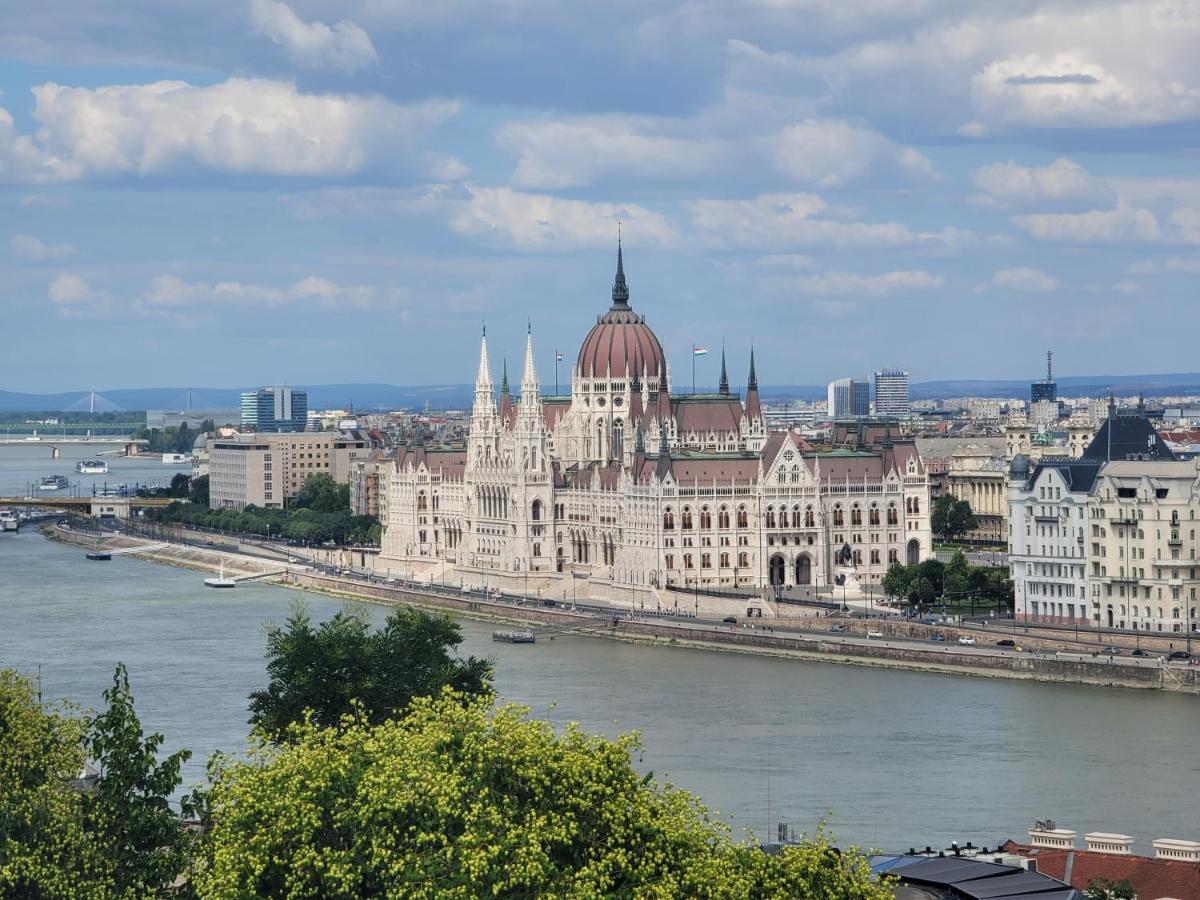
[
  {"x1": 718, "y1": 344, "x2": 729, "y2": 396},
  {"x1": 611, "y1": 230, "x2": 629, "y2": 308}
]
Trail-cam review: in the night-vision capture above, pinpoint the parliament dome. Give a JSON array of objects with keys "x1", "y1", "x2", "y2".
[{"x1": 576, "y1": 245, "x2": 666, "y2": 380}]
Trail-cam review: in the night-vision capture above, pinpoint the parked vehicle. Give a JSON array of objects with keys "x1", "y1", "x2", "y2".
[
  {"x1": 957, "y1": 636, "x2": 976, "y2": 646},
  {"x1": 1168, "y1": 651, "x2": 1193, "y2": 661},
  {"x1": 996, "y1": 639, "x2": 1016, "y2": 647},
  {"x1": 722, "y1": 616, "x2": 738, "y2": 625},
  {"x1": 931, "y1": 633, "x2": 946, "y2": 642},
  {"x1": 827, "y1": 624, "x2": 846, "y2": 633},
  {"x1": 867, "y1": 630, "x2": 884, "y2": 639},
  {"x1": 1131, "y1": 649, "x2": 1149, "y2": 657},
  {"x1": 1102, "y1": 646, "x2": 1121, "y2": 656}
]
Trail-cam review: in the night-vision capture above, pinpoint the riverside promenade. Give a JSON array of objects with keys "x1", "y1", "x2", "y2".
[{"x1": 48, "y1": 524, "x2": 1200, "y2": 695}]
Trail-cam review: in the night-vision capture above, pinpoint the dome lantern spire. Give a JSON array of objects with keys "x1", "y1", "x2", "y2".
[{"x1": 611, "y1": 227, "x2": 629, "y2": 309}]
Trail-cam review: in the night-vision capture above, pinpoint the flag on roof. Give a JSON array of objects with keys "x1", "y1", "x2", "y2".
[
  {"x1": 555, "y1": 351, "x2": 564, "y2": 362},
  {"x1": 693, "y1": 346, "x2": 708, "y2": 356}
]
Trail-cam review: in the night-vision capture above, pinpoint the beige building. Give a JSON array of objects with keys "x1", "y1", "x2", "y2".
[
  {"x1": 350, "y1": 450, "x2": 391, "y2": 519},
  {"x1": 946, "y1": 444, "x2": 1007, "y2": 544},
  {"x1": 209, "y1": 431, "x2": 369, "y2": 510}
]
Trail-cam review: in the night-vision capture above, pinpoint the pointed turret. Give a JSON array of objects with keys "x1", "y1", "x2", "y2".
[
  {"x1": 499, "y1": 358, "x2": 513, "y2": 422},
  {"x1": 520, "y1": 323, "x2": 539, "y2": 398},
  {"x1": 745, "y1": 346, "x2": 762, "y2": 421},
  {"x1": 472, "y1": 326, "x2": 495, "y2": 420},
  {"x1": 655, "y1": 366, "x2": 671, "y2": 424},
  {"x1": 629, "y1": 362, "x2": 644, "y2": 424},
  {"x1": 611, "y1": 236, "x2": 629, "y2": 309},
  {"x1": 718, "y1": 345, "x2": 729, "y2": 396}
]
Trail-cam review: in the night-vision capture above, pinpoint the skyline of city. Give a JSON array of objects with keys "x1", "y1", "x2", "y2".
[{"x1": 5, "y1": 2, "x2": 1200, "y2": 391}]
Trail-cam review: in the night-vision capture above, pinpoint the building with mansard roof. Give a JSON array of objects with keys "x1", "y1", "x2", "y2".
[{"x1": 379, "y1": 246, "x2": 932, "y2": 604}]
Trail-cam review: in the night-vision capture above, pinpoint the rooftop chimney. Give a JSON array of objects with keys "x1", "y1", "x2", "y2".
[
  {"x1": 1029, "y1": 826, "x2": 1077, "y2": 850},
  {"x1": 1153, "y1": 839, "x2": 1200, "y2": 862},
  {"x1": 1085, "y1": 833, "x2": 1133, "y2": 855}
]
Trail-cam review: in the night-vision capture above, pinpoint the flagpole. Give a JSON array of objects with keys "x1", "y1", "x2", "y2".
[
  {"x1": 555, "y1": 353, "x2": 559, "y2": 396},
  {"x1": 692, "y1": 345, "x2": 696, "y2": 396}
]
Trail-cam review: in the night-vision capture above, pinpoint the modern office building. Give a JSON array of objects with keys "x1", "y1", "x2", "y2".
[
  {"x1": 827, "y1": 378, "x2": 868, "y2": 418},
  {"x1": 209, "y1": 430, "x2": 369, "y2": 510},
  {"x1": 1031, "y1": 350, "x2": 1057, "y2": 404},
  {"x1": 240, "y1": 386, "x2": 308, "y2": 433},
  {"x1": 873, "y1": 369, "x2": 910, "y2": 417}
]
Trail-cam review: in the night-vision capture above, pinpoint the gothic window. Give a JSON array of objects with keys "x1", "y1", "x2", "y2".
[
  {"x1": 531, "y1": 499, "x2": 542, "y2": 521},
  {"x1": 718, "y1": 507, "x2": 730, "y2": 529},
  {"x1": 684, "y1": 553, "x2": 694, "y2": 569},
  {"x1": 682, "y1": 508, "x2": 694, "y2": 529},
  {"x1": 737, "y1": 506, "x2": 748, "y2": 529},
  {"x1": 766, "y1": 507, "x2": 776, "y2": 528},
  {"x1": 665, "y1": 553, "x2": 674, "y2": 569},
  {"x1": 778, "y1": 508, "x2": 788, "y2": 528},
  {"x1": 738, "y1": 552, "x2": 749, "y2": 568},
  {"x1": 887, "y1": 505, "x2": 898, "y2": 526},
  {"x1": 851, "y1": 505, "x2": 862, "y2": 526},
  {"x1": 805, "y1": 506, "x2": 815, "y2": 528},
  {"x1": 663, "y1": 509, "x2": 675, "y2": 530},
  {"x1": 888, "y1": 548, "x2": 898, "y2": 564},
  {"x1": 702, "y1": 553, "x2": 711, "y2": 569},
  {"x1": 720, "y1": 552, "x2": 730, "y2": 568},
  {"x1": 417, "y1": 493, "x2": 428, "y2": 511},
  {"x1": 700, "y1": 507, "x2": 712, "y2": 530},
  {"x1": 833, "y1": 505, "x2": 844, "y2": 527},
  {"x1": 869, "y1": 506, "x2": 880, "y2": 526}
]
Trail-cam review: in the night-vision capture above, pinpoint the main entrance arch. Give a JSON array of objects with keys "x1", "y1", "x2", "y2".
[
  {"x1": 769, "y1": 554, "x2": 786, "y2": 587},
  {"x1": 795, "y1": 553, "x2": 812, "y2": 585}
]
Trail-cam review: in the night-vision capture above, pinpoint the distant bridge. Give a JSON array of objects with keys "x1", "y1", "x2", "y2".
[
  {"x1": 0, "y1": 437, "x2": 148, "y2": 459},
  {"x1": 0, "y1": 496, "x2": 174, "y2": 514}
]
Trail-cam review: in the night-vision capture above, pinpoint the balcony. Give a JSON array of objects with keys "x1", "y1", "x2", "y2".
[{"x1": 1113, "y1": 516, "x2": 1139, "y2": 526}]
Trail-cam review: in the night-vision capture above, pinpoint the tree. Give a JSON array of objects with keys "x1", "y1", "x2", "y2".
[
  {"x1": 248, "y1": 603, "x2": 493, "y2": 742},
  {"x1": 168, "y1": 472, "x2": 191, "y2": 498},
  {"x1": 931, "y1": 494, "x2": 957, "y2": 541},
  {"x1": 948, "y1": 500, "x2": 978, "y2": 542},
  {"x1": 1085, "y1": 878, "x2": 1135, "y2": 900},
  {"x1": 189, "y1": 474, "x2": 209, "y2": 506},
  {"x1": 0, "y1": 670, "x2": 109, "y2": 897},
  {"x1": 196, "y1": 691, "x2": 892, "y2": 899},
  {"x1": 83, "y1": 664, "x2": 193, "y2": 898},
  {"x1": 882, "y1": 562, "x2": 911, "y2": 601}
]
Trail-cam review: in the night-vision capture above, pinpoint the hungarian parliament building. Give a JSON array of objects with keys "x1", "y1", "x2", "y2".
[{"x1": 379, "y1": 247, "x2": 932, "y2": 601}]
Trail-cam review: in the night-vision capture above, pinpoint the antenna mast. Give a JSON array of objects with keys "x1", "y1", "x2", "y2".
[{"x1": 1045, "y1": 350, "x2": 1053, "y2": 383}]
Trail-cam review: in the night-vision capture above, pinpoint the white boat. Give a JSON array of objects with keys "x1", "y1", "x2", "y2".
[
  {"x1": 204, "y1": 561, "x2": 236, "y2": 589},
  {"x1": 76, "y1": 460, "x2": 109, "y2": 474},
  {"x1": 0, "y1": 510, "x2": 18, "y2": 533},
  {"x1": 38, "y1": 475, "x2": 69, "y2": 491}
]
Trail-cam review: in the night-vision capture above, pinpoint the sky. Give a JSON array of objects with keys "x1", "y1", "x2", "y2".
[{"x1": 3, "y1": 0, "x2": 1200, "y2": 394}]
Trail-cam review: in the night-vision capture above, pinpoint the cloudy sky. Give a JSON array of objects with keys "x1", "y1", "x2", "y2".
[{"x1": 3, "y1": 0, "x2": 1199, "y2": 393}]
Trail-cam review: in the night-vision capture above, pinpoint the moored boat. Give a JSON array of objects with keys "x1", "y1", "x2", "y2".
[
  {"x1": 204, "y1": 561, "x2": 237, "y2": 589},
  {"x1": 76, "y1": 460, "x2": 109, "y2": 474},
  {"x1": 492, "y1": 630, "x2": 536, "y2": 644},
  {"x1": 38, "y1": 475, "x2": 69, "y2": 491}
]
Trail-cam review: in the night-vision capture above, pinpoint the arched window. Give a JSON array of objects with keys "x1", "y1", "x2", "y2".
[
  {"x1": 718, "y1": 507, "x2": 730, "y2": 529},
  {"x1": 766, "y1": 507, "x2": 776, "y2": 528},
  {"x1": 851, "y1": 505, "x2": 862, "y2": 526},
  {"x1": 911, "y1": 497, "x2": 920, "y2": 515},
  {"x1": 417, "y1": 492, "x2": 428, "y2": 511},
  {"x1": 869, "y1": 506, "x2": 880, "y2": 526},
  {"x1": 663, "y1": 508, "x2": 675, "y2": 530},
  {"x1": 778, "y1": 508, "x2": 788, "y2": 528},
  {"x1": 531, "y1": 499, "x2": 542, "y2": 521},
  {"x1": 805, "y1": 506, "x2": 814, "y2": 528},
  {"x1": 737, "y1": 506, "x2": 748, "y2": 529},
  {"x1": 887, "y1": 505, "x2": 898, "y2": 525},
  {"x1": 833, "y1": 505, "x2": 844, "y2": 527},
  {"x1": 700, "y1": 507, "x2": 712, "y2": 530},
  {"x1": 682, "y1": 508, "x2": 693, "y2": 529}
]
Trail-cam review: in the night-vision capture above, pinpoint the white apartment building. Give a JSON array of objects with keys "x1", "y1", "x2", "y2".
[
  {"x1": 1008, "y1": 403, "x2": 1198, "y2": 635},
  {"x1": 873, "y1": 369, "x2": 910, "y2": 417}
]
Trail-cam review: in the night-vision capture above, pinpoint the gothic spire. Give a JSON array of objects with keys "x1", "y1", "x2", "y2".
[
  {"x1": 747, "y1": 345, "x2": 758, "y2": 390},
  {"x1": 745, "y1": 345, "x2": 762, "y2": 421},
  {"x1": 476, "y1": 325, "x2": 492, "y2": 388},
  {"x1": 501, "y1": 358, "x2": 509, "y2": 395},
  {"x1": 611, "y1": 232, "x2": 629, "y2": 308},
  {"x1": 718, "y1": 344, "x2": 729, "y2": 396},
  {"x1": 520, "y1": 325, "x2": 540, "y2": 397}
]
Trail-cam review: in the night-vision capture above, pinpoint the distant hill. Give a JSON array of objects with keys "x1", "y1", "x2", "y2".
[{"x1": 4, "y1": 373, "x2": 1200, "y2": 412}]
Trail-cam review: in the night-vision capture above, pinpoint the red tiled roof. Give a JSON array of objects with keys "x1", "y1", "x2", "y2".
[
  {"x1": 671, "y1": 457, "x2": 760, "y2": 483},
  {"x1": 1003, "y1": 841, "x2": 1200, "y2": 900},
  {"x1": 672, "y1": 397, "x2": 744, "y2": 433}
]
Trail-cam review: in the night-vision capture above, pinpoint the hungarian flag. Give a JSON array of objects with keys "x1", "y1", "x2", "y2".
[
  {"x1": 555, "y1": 351, "x2": 564, "y2": 362},
  {"x1": 693, "y1": 346, "x2": 708, "y2": 356}
]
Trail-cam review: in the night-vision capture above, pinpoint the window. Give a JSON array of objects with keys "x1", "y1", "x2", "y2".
[
  {"x1": 851, "y1": 506, "x2": 862, "y2": 526},
  {"x1": 737, "y1": 507, "x2": 748, "y2": 529},
  {"x1": 833, "y1": 506, "x2": 844, "y2": 526},
  {"x1": 718, "y1": 507, "x2": 730, "y2": 529},
  {"x1": 663, "y1": 509, "x2": 675, "y2": 530},
  {"x1": 700, "y1": 507, "x2": 712, "y2": 530},
  {"x1": 682, "y1": 508, "x2": 694, "y2": 529}
]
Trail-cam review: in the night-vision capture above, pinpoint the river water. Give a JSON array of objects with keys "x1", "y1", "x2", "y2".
[
  {"x1": 1, "y1": 450, "x2": 1198, "y2": 853},
  {"x1": 0, "y1": 438, "x2": 189, "y2": 498}
]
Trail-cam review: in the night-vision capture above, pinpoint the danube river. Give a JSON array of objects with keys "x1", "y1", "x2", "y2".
[
  {"x1": 0, "y1": 438, "x2": 189, "y2": 497},
  {"x1": 2, "y1": 528, "x2": 1198, "y2": 853}
]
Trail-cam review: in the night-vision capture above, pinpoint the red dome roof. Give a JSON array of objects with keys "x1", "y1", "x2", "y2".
[
  {"x1": 577, "y1": 308, "x2": 665, "y2": 380},
  {"x1": 576, "y1": 243, "x2": 666, "y2": 380}
]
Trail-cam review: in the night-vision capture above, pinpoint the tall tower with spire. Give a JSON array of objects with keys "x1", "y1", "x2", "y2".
[{"x1": 742, "y1": 347, "x2": 766, "y2": 451}]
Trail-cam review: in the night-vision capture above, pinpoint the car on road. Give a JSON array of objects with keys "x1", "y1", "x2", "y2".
[
  {"x1": 541, "y1": 599, "x2": 557, "y2": 607},
  {"x1": 827, "y1": 624, "x2": 846, "y2": 633},
  {"x1": 995, "y1": 639, "x2": 1016, "y2": 647},
  {"x1": 957, "y1": 636, "x2": 976, "y2": 646},
  {"x1": 1168, "y1": 651, "x2": 1193, "y2": 661},
  {"x1": 931, "y1": 633, "x2": 946, "y2": 642},
  {"x1": 1131, "y1": 648, "x2": 1149, "y2": 657},
  {"x1": 722, "y1": 616, "x2": 738, "y2": 625},
  {"x1": 867, "y1": 630, "x2": 884, "y2": 639},
  {"x1": 1102, "y1": 646, "x2": 1121, "y2": 656}
]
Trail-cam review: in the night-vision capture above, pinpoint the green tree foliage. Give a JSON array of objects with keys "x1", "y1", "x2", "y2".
[
  {"x1": 145, "y1": 472, "x2": 381, "y2": 546},
  {"x1": 83, "y1": 664, "x2": 193, "y2": 898},
  {"x1": 931, "y1": 495, "x2": 979, "y2": 542},
  {"x1": 881, "y1": 555, "x2": 1012, "y2": 611},
  {"x1": 248, "y1": 604, "x2": 493, "y2": 742},
  {"x1": 1085, "y1": 878, "x2": 1136, "y2": 900},
  {"x1": 197, "y1": 691, "x2": 893, "y2": 899},
  {"x1": 189, "y1": 473, "x2": 209, "y2": 506},
  {"x1": 133, "y1": 422, "x2": 200, "y2": 455},
  {"x1": 0, "y1": 670, "x2": 107, "y2": 897}
]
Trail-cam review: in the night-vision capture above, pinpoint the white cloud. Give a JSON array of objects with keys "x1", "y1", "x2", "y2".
[
  {"x1": 9, "y1": 233, "x2": 73, "y2": 262},
  {"x1": 971, "y1": 158, "x2": 1116, "y2": 211},
  {"x1": 249, "y1": 0, "x2": 378, "y2": 72},
  {"x1": 793, "y1": 269, "x2": 943, "y2": 296},
  {"x1": 688, "y1": 192, "x2": 953, "y2": 249},
  {"x1": 771, "y1": 119, "x2": 933, "y2": 188},
  {"x1": 138, "y1": 273, "x2": 381, "y2": 314},
  {"x1": 990, "y1": 267, "x2": 1058, "y2": 292},
  {"x1": 496, "y1": 114, "x2": 932, "y2": 190},
  {"x1": 48, "y1": 273, "x2": 96, "y2": 304},
  {"x1": 1128, "y1": 255, "x2": 1200, "y2": 276},
  {"x1": 0, "y1": 78, "x2": 459, "y2": 183},
  {"x1": 1014, "y1": 203, "x2": 1160, "y2": 245},
  {"x1": 449, "y1": 187, "x2": 678, "y2": 251}
]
